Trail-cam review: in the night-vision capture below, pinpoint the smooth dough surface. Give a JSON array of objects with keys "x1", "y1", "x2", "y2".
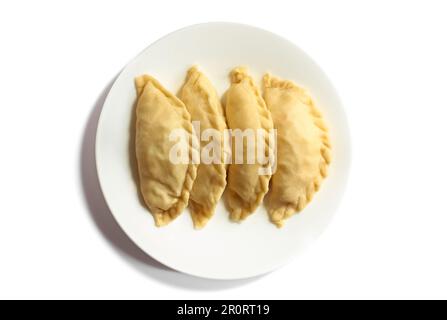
[
  {"x1": 179, "y1": 66, "x2": 228, "y2": 229},
  {"x1": 135, "y1": 75, "x2": 198, "y2": 227},
  {"x1": 263, "y1": 74, "x2": 331, "y2": 227},
  {"x1": 224, "y1": 67, "x2": 274, "y2": 221}
]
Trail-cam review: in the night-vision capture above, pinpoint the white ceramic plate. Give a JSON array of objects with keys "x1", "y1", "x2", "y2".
[{"x1": 96, "y1": 22, "x2": 351, "y2": 280}]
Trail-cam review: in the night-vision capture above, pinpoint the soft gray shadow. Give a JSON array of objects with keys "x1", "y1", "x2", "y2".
[{"x1": 80, "y1": 76, "x2": 261, "y2": 290}]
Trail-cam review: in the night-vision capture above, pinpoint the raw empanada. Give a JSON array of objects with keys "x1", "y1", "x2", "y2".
[
  {"x1": 178, "y1": 66, "x2": 228, "y2": 229},
  {"x1": 135, "y1": 75, "x2": 198, "y2": 227},
  {"x1": 224, "y1": 67, "x2": 274, "y2": 221},
  {"x1": 263, "y1": 74, "x2": 331, "y2": 227}
]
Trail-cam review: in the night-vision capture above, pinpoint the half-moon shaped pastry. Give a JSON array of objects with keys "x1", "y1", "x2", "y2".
[
  {"x1": 135, "y1": 75, "x2": 198, "y2": 227},
  {"x1": 263, "y1": 74, "x2": 331, "y2": 227},
  {"x1": 224, "y1": 67, "x2": 274, "y2": 222},
  {"x1": 178, "y1": 66, "x2": 228, "y2": 229}
]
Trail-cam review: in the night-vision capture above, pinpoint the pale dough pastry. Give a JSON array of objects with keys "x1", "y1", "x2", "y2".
[
  {"x1": 225, "y1": 67, "x2": 274, "y2": 221},
  {"x1": 135, "y1": 75, "x2": 198, "y2": 227},
  {"x1": 263, "y1": 74, "x2": 331, "y2": 227},
  {"x1": 179, "y1": 66, "x2": 228, "y2": 229}
]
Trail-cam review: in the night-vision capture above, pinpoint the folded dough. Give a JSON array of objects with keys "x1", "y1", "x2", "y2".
[
  {"x1": 224, "y1": 67, "x2": 274, "y2": 222},
  {"x1": 263, "y1": 74, "x2": 331, "y2": 227},
  {"x1": 178, "y1": 66, "x2": 228, "y2": 229},
  {"x1": 135, "y1": 75, "x2": 198, "y2": 227}
]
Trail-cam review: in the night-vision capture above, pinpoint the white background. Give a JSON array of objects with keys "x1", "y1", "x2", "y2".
[{"x1": 0, "y1": 0, "x2": 446, "y2": 300}]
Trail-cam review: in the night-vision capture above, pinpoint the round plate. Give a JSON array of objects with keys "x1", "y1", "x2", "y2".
[{"x1": 96, "y1": 22, "x2": 351, "y2": 280}]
